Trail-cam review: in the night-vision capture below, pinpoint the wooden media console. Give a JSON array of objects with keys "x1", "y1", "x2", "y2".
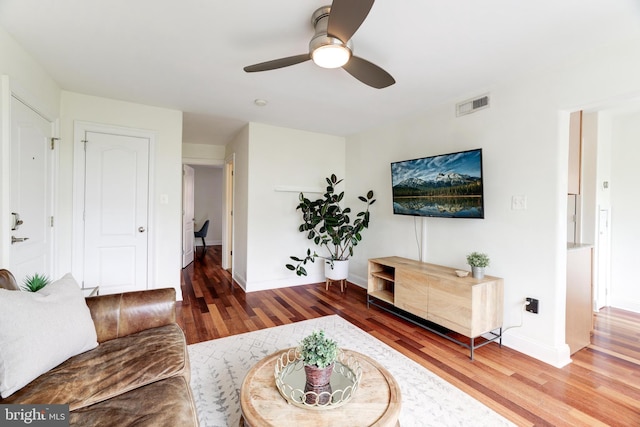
[{"x1": 367, "y1": 256, "x2": 504, "y2": 360}]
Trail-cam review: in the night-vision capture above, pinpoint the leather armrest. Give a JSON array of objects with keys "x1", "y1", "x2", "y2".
[
  {"x1": 0, "y1": 269, "x2": 20, "y2": 290},
  {"x1": 85, "y1": 288, "x2": 177, "y2": 343}
]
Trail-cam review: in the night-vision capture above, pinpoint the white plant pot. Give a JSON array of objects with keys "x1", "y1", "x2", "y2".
[{"x1": 325, "y1": 259, "x2": 349, "y2": 281}]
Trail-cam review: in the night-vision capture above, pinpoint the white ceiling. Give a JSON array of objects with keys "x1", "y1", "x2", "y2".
[{"x1": 1, "y1": 0, "x2": 639, "y2": 145}]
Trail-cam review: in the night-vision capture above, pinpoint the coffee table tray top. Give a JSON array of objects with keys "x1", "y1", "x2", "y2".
[
  {"x1": 240, "y1": 348, "x2": 401, "y2": 427},
  {"x1": 274, "y1": 347, "x2": 363, "y2": 410}
]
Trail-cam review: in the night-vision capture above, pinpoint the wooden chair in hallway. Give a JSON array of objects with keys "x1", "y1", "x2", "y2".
[{"x1": 194, "y1": 220, "x2": 210, "y2": 254}]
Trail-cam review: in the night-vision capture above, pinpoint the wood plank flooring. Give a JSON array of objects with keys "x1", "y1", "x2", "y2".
[{"x1": 178, "y1": 246, "x2": 640, "y2": 426}]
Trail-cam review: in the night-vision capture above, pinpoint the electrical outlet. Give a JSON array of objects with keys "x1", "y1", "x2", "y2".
[{"x1": 526, "y1": 298, "x2": 539, "y2": 314}]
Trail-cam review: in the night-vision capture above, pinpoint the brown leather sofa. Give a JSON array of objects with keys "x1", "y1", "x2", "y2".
[{"x1": 0, "y1": 270, "x2": 199, "y2": 426}]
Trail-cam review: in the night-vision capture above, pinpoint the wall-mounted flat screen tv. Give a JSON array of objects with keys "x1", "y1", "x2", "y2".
[{"x1": 390, "y1": 148, "x2": 484, "y2": 218}]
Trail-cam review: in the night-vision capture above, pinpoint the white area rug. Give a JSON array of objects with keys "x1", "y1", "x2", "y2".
[{"x1": 188, "y1": 315, "x2": 515, "y2": 427}]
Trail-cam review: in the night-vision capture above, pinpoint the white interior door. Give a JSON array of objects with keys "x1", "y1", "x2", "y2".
[
  {"x1": 182, "y1": 165, "x2": 195, "y2": 267},
  {"x1": 9, "y1": 96, "x2": 54, "y2": 285},
  {"x1": 83, "y1": 131, "x2": 149, "y2": 293}
]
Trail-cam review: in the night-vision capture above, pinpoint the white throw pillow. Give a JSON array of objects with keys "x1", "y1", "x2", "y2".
[{"x1": 0, "y1": 273, "x2": 98, "y2": 398}]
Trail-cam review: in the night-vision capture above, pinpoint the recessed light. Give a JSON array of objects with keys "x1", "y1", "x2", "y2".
[{"x1": 254, "y1": 99, "x2": 268, "y2": 107}]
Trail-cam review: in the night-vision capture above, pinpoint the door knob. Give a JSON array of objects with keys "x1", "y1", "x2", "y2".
[
  {"x1": 138, "y1": 227, "x2": 146, "y2": 233},
  {"x1": 11, "y1": 236, "x2": 29, "y2": 244}
]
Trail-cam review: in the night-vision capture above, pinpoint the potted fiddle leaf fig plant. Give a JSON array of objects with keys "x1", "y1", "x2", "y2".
[
  {"x1": 299, "y1": 330, "x2": 339, "y2": 405},
  {"x1": 466, "y1": 252, "x2": 490, "y2": 279},
  {"x1": 285, "y1": 174, "x2": 375, "y2": 281}
]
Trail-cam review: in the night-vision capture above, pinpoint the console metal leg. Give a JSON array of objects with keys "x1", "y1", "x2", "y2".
[{"x1": 470, "y1": 337, "x2": 475, "y2": 361}]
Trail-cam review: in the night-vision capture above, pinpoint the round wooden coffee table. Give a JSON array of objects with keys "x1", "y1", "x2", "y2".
[{"x1": 240, "y1": 348, "x2": 401, "y2": 427}]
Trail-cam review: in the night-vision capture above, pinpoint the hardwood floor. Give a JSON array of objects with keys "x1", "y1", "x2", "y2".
[{"x1": 178, "y1": 246, "x2": 640, "y2": 426}]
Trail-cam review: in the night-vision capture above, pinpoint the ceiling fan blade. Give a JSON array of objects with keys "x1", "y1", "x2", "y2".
[
  {"x1": 327, "y1": 0, "x2": 375, "y2": 43},
  {"x1": 342, "y1": 55, "x2": 395, "y2": 89},
  {"x1": 243, "y1": 54, "x2": 311, "y2": 72}
]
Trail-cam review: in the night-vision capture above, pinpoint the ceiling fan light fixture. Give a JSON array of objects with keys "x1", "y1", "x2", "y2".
[
  {"x1": 243, "y1": 2, "x2": 395, "y2": 88},
  {"x1": 312, "y1": 44, "x2": 351, "y2": 68}
]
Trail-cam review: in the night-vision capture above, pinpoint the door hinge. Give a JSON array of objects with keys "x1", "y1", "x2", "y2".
[
  {"x1": 51, "y1": 137, "x2": 60, "y2": 150},
  {"x1": 50, "y1": 216, "x2": 54, "y2": 227},
  {"x1": 82, "y1": 139, "x2": 88, "y2": 150}
]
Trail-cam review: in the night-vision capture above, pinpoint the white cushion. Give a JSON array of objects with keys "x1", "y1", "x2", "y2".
[{"x1": 0, "y1": 273, "x2": 98, "y2": 398}]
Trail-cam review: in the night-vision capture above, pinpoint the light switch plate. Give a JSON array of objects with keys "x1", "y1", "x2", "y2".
[{"x1": 511, "y1": 195, "x2": 527, "y2": 210}]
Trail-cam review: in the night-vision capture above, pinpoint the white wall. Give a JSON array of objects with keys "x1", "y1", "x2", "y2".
[
  {"x1": 193, "y1": 165, "x2": 223, "y2": 245},
  {"x1": 610, "y1": 111, "x2": 640, "y2": 312},
  {"x1": 0, "y1": 27, "x2": 59, "y2": 116},
  {"x1": 59, "y1": 91, "x2": 183, "y2": 297},
  {"x1": 239, "y1": 123, "x2": 345, "y2": 292},
  {"x1": 345, "y1": 38, "x2": 640, "y2": 367}
]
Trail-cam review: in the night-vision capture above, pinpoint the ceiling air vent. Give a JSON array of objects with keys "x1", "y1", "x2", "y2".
[{"x1": 456, "y1": 94, "x2": 490, "y2": 117}]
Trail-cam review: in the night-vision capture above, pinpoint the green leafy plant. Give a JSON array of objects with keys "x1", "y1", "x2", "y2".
[
  {"x1": 285, "y1": 174, "x2": 376, "y2": 276},
  {"x1": 299, "y1": 330, "x2": 338, "y2": 368},
  {"x1": 21, "y1": 273, "x2": 50, "y2": 292},
  {"x1": 466, "y1": 252, "x2": 490, "y2": 268}
]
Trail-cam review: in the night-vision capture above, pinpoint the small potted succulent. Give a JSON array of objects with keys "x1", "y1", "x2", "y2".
[
  {"x1": 299, "y1": 330, "x2": 338, "y2": 405},
  {"x1": 466, "y1": 252, "x2": 490, "y2": 279},
  {"x1": 21, "y1": 273, "x2": 50, "y2": 292}
]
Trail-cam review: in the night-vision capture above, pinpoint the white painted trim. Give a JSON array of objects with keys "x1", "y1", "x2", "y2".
[
  {"x1": 182, "y1": 156, "x2": 224, "y2": 167},
  {"x1": 0, "y1": 76, "x2": 11, "y2": 268},
  {"x1": 274, "y1": 185, "x2": 323, "y2": 193},
  {"x1": 233, "y1": 271, "x2": 247, "y2": 292},
  {"x1": 222, "y1": 153, "x2": 235, "y2": 271},
  {"x1": 2, "y1": 77, "x2": 57, "y2": 123},
  {"x1": 244, "y1": 274, "x2": 324, "y2": 293},
  {"x1": 72, "y1": 121, "x2": 157, "y2": 291},
  {"x1": 49, "y1": 118, "x2": 59, "y2": 279},
  {"x1": 502, "y1": 332, "x2": 572, "y2": 368}
]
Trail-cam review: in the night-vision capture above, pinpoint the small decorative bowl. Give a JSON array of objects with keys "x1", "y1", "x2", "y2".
[{"x1": 455, "y1": 270, "x2": 469, "y2": 278}]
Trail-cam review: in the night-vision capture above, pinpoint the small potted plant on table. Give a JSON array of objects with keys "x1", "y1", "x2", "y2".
[
  {"x1": 466, "y1": 252, "x2": 490, "y2": 279},
  {"x1": 299, "y1": 330, "x2": 338, "y2": 405}
]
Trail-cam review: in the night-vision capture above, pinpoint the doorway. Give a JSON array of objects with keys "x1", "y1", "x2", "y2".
[
  {"x1": 566, "y1": 101, "x2": 640, "y2": 355},
  {"x1": 182, "y1": 164, "x2": 195, "y2": 267},
  {"x1": 7, "y1": 95, "x2": 56, "y2": 284},
  {"x1": 72, "y1": 122, "x2": 154, "y2": 293}
]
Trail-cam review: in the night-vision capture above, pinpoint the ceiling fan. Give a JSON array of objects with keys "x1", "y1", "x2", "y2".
[{"x1": 243, "y1": 0, "x2": 395, "y2": 89}]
